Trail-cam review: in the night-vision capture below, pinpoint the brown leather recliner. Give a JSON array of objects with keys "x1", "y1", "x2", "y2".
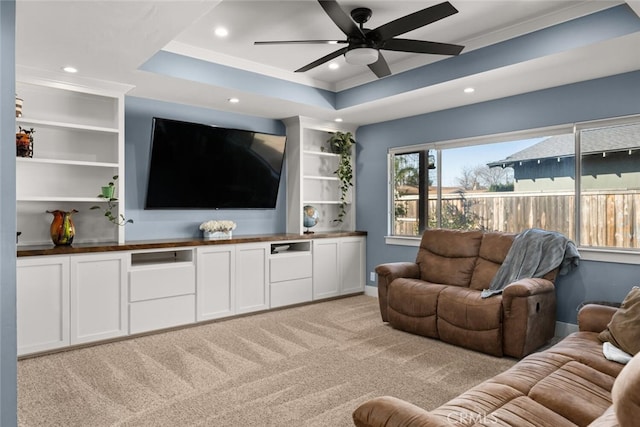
[
  {"x1": 353, "y1": 304, "x2": 639, "y2": 427},
  {"x1": 376, "y1": 228, "x2": 557, "y2": 358}
]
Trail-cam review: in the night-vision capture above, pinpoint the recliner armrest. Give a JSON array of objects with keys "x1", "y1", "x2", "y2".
[
  {"x1": 502, "y1": 278, "x2": 555, "y2": 298},
  {"x1": 578, "y1": 304, "x2": 617, "y2": 333},
  {"x1": 501, "y1": 278, "x2": 556, "y2": 358},
  {"x1": 375, "y1": 262, "x2": 420, "y2": 282},
  {"x1": 353, "y1": 396, "x2": 450, "y2": 427},
  {"x1": 375, "y1": 262, "x2": 420, "y2": 322}
]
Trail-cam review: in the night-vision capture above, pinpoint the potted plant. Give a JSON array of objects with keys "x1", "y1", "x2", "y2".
[
  {"x1": 90, "y1": 175, "x2": 133, "y2": 226},
  {"x1": 326, "y1": 131, "x2": 355, "y2": 223}
]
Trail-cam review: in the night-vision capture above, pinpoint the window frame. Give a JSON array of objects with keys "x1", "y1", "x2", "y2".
[{"x1": 385, "y1": 115, "x2": 640, "y2": 265}]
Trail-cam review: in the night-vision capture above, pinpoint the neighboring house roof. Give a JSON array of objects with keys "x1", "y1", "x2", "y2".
[{"x1": 487, "y1": 124, "x2": 640, "y2": 167}]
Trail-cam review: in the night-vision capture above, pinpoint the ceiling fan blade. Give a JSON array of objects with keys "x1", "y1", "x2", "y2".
[
  {"x1": 383, "y1": 38, "x2": 464, "y2": 56},
  {"x1": 295, "y1": 47, "x2": 348, "y2": 73},
  {"x1": 370, "y1": 1, "x2": 459, "y2": 41},
  {"x1": 255, "y1": 40, "x2": 347, "y2": 45},
  {"x1": 368, "y1": 53, "x2": 391, "y2": 78},
  {"x1": 318, "y1": 0, "x2": 365, "y2": 39}
]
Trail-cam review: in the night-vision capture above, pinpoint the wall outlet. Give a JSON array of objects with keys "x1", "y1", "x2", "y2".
[{"x1": 370, "y1": 272, "x2": 377, "y2": 283}]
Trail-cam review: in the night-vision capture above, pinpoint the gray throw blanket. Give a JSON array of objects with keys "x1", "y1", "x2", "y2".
[{"x1": 481, "y1": 228, "x2": 580, "y2": 298}]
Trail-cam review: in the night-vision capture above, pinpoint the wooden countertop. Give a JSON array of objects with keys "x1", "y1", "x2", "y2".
[{"x1": 17, "y1": 231, "x2": 367, "y2": 257}]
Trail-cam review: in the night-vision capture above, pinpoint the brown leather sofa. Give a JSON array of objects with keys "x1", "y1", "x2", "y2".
[
  {"x1": 376, "y1": 229, "x2": 557, "y2": 358},
  {"x1": 353, "y1": 303, "x2": 639, "y2": 427}
]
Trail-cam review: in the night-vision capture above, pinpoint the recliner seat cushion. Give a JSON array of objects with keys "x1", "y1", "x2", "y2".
[
  {"x1": 529, "y1": 360, "x2": 616, "y2": 426},
  {"x1": 387, "y1": 279, "x2": 447, "y2": 338},
  {"x1": 437, "y1": 287, "x2": 503, "y2": 356}
]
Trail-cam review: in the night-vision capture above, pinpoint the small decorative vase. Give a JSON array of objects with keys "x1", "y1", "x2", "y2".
[
  {"x1": 204, "y1": 230, "x2": 232, "y2": 240},
  {"x1": 101, "y1": 186, "x2": 115, "y2": 199},
  {"x1": 47, "y1": 209, "x2": 78, "y2": 246}
]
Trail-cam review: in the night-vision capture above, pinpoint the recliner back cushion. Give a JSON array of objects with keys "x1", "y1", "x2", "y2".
[
  {"x1": 416, "y1": 229, "x2": 483, "y2": 287},
  {"x1": 469, "y1": 232, "x2": 515, "y2": 291}
]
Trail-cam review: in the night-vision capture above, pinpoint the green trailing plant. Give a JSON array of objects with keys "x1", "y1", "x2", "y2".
[
  {"x1": 90, "y1": 175, "x2": 133, "y2": 226},
  {"x1": 326, "y1": 131, "x2": 355, "y2": 223}
]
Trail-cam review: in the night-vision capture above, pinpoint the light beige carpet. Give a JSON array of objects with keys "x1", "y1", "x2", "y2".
[{"x1": 18, "y1": 295, "x2": 516, "y2": 426}]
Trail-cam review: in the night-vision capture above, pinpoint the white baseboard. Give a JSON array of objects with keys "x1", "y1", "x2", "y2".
[
  {"x1": 364, "y1": 285, "x2": 378, "y2": 297},
  {"x1": 555, "y1": 321, "x2": 579, "y2": 338}
]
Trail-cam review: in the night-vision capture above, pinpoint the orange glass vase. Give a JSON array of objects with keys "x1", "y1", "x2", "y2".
[{"x1": 47, "y1": 210, "x2": 78, "y2": 246}]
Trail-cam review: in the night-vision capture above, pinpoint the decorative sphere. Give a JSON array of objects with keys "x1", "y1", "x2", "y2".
[{"x1": 303, "y1": 205, "x2": 319, "y2": 228}]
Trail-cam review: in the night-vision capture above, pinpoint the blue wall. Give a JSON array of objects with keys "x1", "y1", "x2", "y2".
[
  {"x1": 124, "y1": 96, "x2": 287, "y2": 241},
  {"x1": 0, "y1": 1, "x2": 17, "y2": 424},
  {"x1": 356, "y1": 70, "x2": 640, "y2": 324}
]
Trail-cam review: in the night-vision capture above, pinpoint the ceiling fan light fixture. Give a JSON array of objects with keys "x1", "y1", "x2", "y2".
[{"x1": 344, "y1": 47, "x2": 378, "y2": 65}]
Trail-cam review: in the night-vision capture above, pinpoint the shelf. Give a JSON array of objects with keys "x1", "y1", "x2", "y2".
[
  {"x1": 303, "y1": 175, "x2": 339, "y2": 181},
  {"x1": 16, "y1": 117, "x2": 119, "y2": 134},
  {"x1": 131, "y1": 249, "x2": 194, "y2": 267},
  {"x1": 303, "y1": 150, "x2": 339, "y2": 158},
  {"x1": 303, "y1": 200, "x2": 344, "y2": 205},
  {"x1": 17, "y1": 196, "x2": 115, "y2": 203},
  {"x1": 16, "y1": 157, "x2": 119, "y2": 168}
]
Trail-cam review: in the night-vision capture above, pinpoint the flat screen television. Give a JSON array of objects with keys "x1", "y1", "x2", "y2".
[{"x1": 145, "y1": 117, "x2": 287, "y2": 209}]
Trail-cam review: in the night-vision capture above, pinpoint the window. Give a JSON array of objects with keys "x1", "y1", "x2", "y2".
[
  {"x1": 578, "y1": 121, "x2": 640, "y2": 249},
  {"x1": 389, "y1": 116, "x2": 640, "y2": 252}
]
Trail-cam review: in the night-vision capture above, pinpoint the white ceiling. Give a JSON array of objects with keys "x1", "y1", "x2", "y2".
[{"x1": 15, "y1": 0, "x2": 640, "y2": 126}]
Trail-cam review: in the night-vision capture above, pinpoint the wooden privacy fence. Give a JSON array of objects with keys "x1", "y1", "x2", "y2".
[{"x1": 395, "y1": 190, "x2": 640, "y2": 249}]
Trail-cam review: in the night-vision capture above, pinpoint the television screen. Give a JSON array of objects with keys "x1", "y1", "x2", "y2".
[{"x1": 145, "y1": 117, "x2": 287, "y2": 209}]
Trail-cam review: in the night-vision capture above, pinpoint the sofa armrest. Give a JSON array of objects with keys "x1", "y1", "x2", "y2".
[
  {"x1": 375, "y1": 263, "x2": 420, "y2": 322},
  {"x1": 502, "y1": 278, "x2": 555, "y2": 298},
  {"x1": 353, "y1": 396, "x2": 450, "y2": 427},
  {"x1": 375, "y1": 262, "x2": 420, "y2": 282},
  {"x1": 502, "y1": 278, "x2": 556, "y2": 358},
  {"x1": 578, "y1": 304, "x2": 618, "y2": 333}
]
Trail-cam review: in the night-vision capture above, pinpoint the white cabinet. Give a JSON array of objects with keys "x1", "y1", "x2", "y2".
[
  {"x1": 313, "y1": 236, "x2": 365, "y2": 300},
  {"x1": 270, "y1": 242, "x2": 313, "y2": 308},
  {"x1": 312, "y1": 239, "x2": 340, "y2": 299},
  {"x1": 69, "y1": 253, "x2": 128, "y2": 344},
  {"x1": 17, "y1": 256, "x2": 70, "y2": 355},
  {"x1": 235, "y1": 243, "x2": 269, "y2": 314},
  {"x1": 129, "y1": 249, "x2": 196, "y2": 334},
  {"x1": 16, "y1": 234, "x2": 366, "y2": 355},
  {"x1": 284, "y1": 116, "x2": 357, "y2": 234},
  {"x1": 15, "y1": 67, "x2": 132, "y2": 245},
  {"x1": 197, "y1": 245, "x2": 236, "y2": 321},
  {"x1": 339, "y1": 237, "x2": 366, "y2": 295}
]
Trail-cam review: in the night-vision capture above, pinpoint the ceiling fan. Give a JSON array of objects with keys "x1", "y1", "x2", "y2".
[{"x1": 254, "y1": 0, "x2": 465, "y2": 78}]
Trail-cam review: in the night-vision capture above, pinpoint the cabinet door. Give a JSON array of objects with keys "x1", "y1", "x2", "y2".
[
  {"x1": 340, "y1": 237, "x2": 365, "y2": 295},
  {"x1": 313, "y1": 239, "x2": 340, "y2": 299},
  {"x1": 236, "y1": 243, "x2": 269, "y2": 314},
  {"x1": 17, "y1": 256, "x2": 70, "y2": 355},
  {"x1": 69, "y1": 253, "x2": 128, "y2": 345},
  {"x1": 197, "y1": 245, "x2": 236, "y2": 321}
]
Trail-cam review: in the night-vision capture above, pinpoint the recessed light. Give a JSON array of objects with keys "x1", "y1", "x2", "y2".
[
  {"x1": 464, "y1": 87, "x2": 475, "y2": 93},
  {"x1": 328, "y1": 41, "x2": 339, "y2": 45},
  {"x1": 228, "y1": 97, "x2": 240, "y2": 103},
  {"x1": 62, "y1": 66, "x2": 78, "y2": 73},
  {"x1": 334, "y1": 118, "x2": 343, "y2": 122},
  {"x1": 214, "y1": 27, "x2": 229, "y2": 37},
  {"x1": 328, "y1": 63, "x2": 339, "y2": 70}
]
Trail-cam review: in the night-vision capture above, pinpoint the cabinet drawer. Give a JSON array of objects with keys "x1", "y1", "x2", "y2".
[
  {"x1": 270, "y1": 254, "x2": 312, "y2": 283},
  {"x1": 129, "y1": 294, "x2": 195, "y2": 334},
  {"x1": 129, "y1": 264, "x2": 195, "y2": 302},
  {"x1": 270, "y1": 278, "x2": 313, "y2": 308}
]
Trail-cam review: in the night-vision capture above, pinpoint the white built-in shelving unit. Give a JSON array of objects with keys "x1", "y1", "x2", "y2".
[
  {"x1": 284, "y1": 116, "x2": 358, "y2": 234},
  {"x1": 15, "y1": 67, "x2": 132, "y2": 245}
]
